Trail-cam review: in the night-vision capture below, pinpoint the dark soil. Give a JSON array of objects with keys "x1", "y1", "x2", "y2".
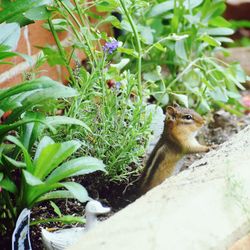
[{"x1": 27, "y1": 103, "x2": 250, "y2": 249}]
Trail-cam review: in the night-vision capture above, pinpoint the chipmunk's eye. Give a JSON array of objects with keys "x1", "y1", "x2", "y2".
[{"x1": 182, "y1": 114, "x2": 193, "y2": 120}]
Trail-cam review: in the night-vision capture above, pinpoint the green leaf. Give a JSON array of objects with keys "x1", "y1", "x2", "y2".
[
  {"x1": 45, "y1": 156, "x2": 106, "y2": 184},
  {"x1": 175, "y1": 40, "x2": 187, "y2": 61},
  {"x1": 148, "y1": 1, "x2": 174, "y2": 17},
  {"x1": 3, "y1": 155, "x2": 26, "y2": 168},
  {"x1": 120, "y1": 20, "x2": 133, "y2": 32},
  {"x1": 24, "y1": 6, "x2": 50, "y2": 21},
  {"x1": 215, "y1": 37, "x2": 234, "y2": 43},
  {"x1": 172, "y1": 93, "x2": 189, "y2": 107},
  {"x1": 34, "y1": 140, "x2": 81, "y2": 179},
  {"x1": 31, "y1": 215, "x2": 85, "y2": 225},
  {"x1": 199, "y1": 34, "x2": 221, "y2": 47},
  {"x1": 143, "y1": 71, "x2": 161, "y2": 82},
  {"x1": 5, "y1": 135, "x2": 33, "y2": 172},
  {"x1": 50, "y1": 201, "x2": 62, "y2": 217},
  {"x1": 54, "y1": 215, "x2": 85, "y2": 224},
  {"x1": 6, "y1": 85, "x2": 78, "y2": 123},
  {"x1": 0, "y1": 173, "x2": 3, "y2": 182},
  {"x1": 138, "y1": 25, "x2": 154, "y2": 45},
  {"x1": 20, "y1": 112, "x2": 45, "y2": 152},
  {"x1": 36, "y1": 190, "x2": 80, "y2": 202},
  {"x1": 200, "y1": 27, "x2": 234, "y2": 36},
  {"x1": 45, "y1": 116, "x2": 91, "y2": 133},
  {"x1": 110, "y1": 58, "x2": 130, "y2": 70},
  {"x1": 183, "y1": 0, "x2": 203, "y2": 9},
  {"x1": 209, "y1": 16, "x2": 231, "y2": 28},
  {"x1": 0, "y1": 22, "x2": 21, "y2": 50},
  {"x1": 61, "y1": 182, "x2": 89, "y2": 203},
  {"x1": 209, "y1": 87, "x2": 228, "y2": 102},
  {"x1": 34, "y1": 136, "x2": 55, "y2": 162},
  {"x1": 97, "y1": 15, "x2": 121, "y2": 29},
  {"x1": 41, "y1": 46, "x2": 66, "y2": 66},
  {"x1": 0, "y1": 76, "x2": 64, "y2": 100},
  {"x1": 0, "y1": 0, "x2": 52, "y2": 26},
  {"x1": 42, "y1": 19, "x2": 68, "y2": 32},
  {"x1": 0, "y1": 177, "x2": 17, "y2": 193},
  {"x1": 153, "y1": 42, "x2": 166, "y2": 52},
  {"x1": 23, "y1": 170, "x2": 44, "y2": 186},
  {"x1": 96, "y1": 0, "x2": 119, "y2": 12},
  {"x1": 117, "y1": 47, "x2": 138, "y2": 58}
]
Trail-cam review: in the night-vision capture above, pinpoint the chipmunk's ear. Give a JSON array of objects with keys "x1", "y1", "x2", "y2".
[{"x1": 166, "y1": 106, "x2": 176, "y2": 119}]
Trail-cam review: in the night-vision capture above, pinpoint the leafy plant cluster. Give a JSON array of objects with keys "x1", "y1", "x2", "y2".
[
  {"x1": 96, "y1": 0, "x2": 247, "y2": 114},
  {"x1": 0, "y1": 0, "x2": 249, "y2": 244},
  {"x1": 0, "y1": 1, "x2": 106, "y2": 241}
]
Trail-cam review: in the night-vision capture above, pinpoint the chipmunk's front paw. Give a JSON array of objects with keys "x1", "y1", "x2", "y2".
[{"x1": 208, "y1": 144, "x2": 219, "y2": 151}]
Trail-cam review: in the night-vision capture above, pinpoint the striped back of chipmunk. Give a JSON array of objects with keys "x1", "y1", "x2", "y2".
[{"x1": 139, "y1": 140, "x2": 183, "y2": 194}]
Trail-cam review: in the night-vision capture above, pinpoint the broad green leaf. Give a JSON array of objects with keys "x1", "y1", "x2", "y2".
[
  {"x1": 97, "y1": 15, "x2": 121, "y2": 29},
  {"x1": 172, "y1": 93, "x2": 189, "y2": 107},
  {"x1": 149, "y1": 1, "x2": 174, "y2": 17},
  {"x1": 34, "y1": 136, "x2": 54, "y2": 162},
  {"x1": 209, "y1": 16, "x2": 231, "y2": 28},
  {"x1": 45, "y1": 156, "x2": 106, "y2": 184},
  {"x1": 5, "y1": 135, "x2": 33, "y2": 172},
  {"x1": 117, "y1": 47, "x2": 138, "y2": 58},
  {"x1": 110, "y1": 58, "x2": 130, "y2": 70},
  {"x1": 183, "y1": 0, "x2": 203, "y2": 9},
  {"x1": 120, "y1": 20, "x2": 133, "y2": 32},
  {"x1": 41, "y1": 46, "x2": 66, "y2": 66},
  {"x1": 0, "y1": 0, "x2": 52, "y2": 26},
  {"x1": 138, "y1": 25, "x2": 154, "y2": 45},
  {"x1": 143, "y1": 71, "x2": 161, "y2": 82},
  {"x1": 34, "y1": 140, "x2": 81, "y2": 179},
  {"x1": 0, "y1": 177, "x2": 17, "y2": 193},
  {"x1": 24, "y1": 6, "x2": 50, "y2": 21},
  {"x1": 154, "y1": 92, "x2": 169, "y2": 106},
  {"x1": 50, "y1": 201, "x2": 62, "y2": 217},
  {"x1": 96, "y1": 0, "x2": 119, "y2": 12},
  {"x1": 36, "y1": 190, "x2": 78, "y2": 202},
  {"x1": 0, "y1": 22, "x2": 20, "y2": 50},
  {"x1": 0, "y1": 77, "x2": 62, "y2": 100},
  {"x1": 23, "y1": 170, "x2": 44, "y2": 186},
  {"x1": 6, "y1": 86, "x2": 78, "y2": 123},
  {"x1": 3, "y1": 155, "x2": 26, "y2": 168},
  {"x1": 0, "y1": 117, "x2": 48, "y2": 137},
  {"x1": 61, "y1": 182, "x2": 89, "y2": 203},
  {"x1": 230, "y1": 20, "x2": 250, "y2": 29},
  {"x1": 20, "y1": 112, "x2": 45, "y2": 152},
  {"x1": 199, "y1": 34, "x2": 221, "y2": 47},
  {"x1": 0, "y1": 173, "x2": 3, "y2": 182},
  {"x1": 175, "y1": 40, "x2": 187, "y2": 61},
  {"x1": 215, "y1": 37, "x2": 234, "y2": 43},
  {"x1": 200, "y1": 27, "x2": 234, "y2": 36},
  {"x1": 209, "y1": 87, "x2": 228, "y2": 102}
]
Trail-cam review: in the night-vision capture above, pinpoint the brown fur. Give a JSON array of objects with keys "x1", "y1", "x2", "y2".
[{"x1": 139, "y1": 106, "x2": 209, "y2": 194}]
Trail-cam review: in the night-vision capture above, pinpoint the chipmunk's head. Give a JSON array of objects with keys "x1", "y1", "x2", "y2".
[{"x1": 165, "y1": 105, "x2": 205, "y2": 146}]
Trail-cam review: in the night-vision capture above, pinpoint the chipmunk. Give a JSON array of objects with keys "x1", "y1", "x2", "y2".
[{"x1": 139, "y1": 105, "x2": 209, "y2": 194}]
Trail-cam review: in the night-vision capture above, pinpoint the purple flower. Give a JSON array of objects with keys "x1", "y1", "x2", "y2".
[
  {"x1": 115, "y1": 82, "x2": 121, "y2": 89},
  {"x1": 103, "y1": 39, "x2": 119, "y2": 54}
]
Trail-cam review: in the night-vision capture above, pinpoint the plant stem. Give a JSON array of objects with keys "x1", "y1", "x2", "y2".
[
  {"x1": 48, "y1": 18, "x2": 76, "y2": 84},
  {"x1": 118, "y1": 0, "x2": 142, "y2": 99},
  {"x1": 58, "y1": 0, "x2": 97, "y2": 65}
]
